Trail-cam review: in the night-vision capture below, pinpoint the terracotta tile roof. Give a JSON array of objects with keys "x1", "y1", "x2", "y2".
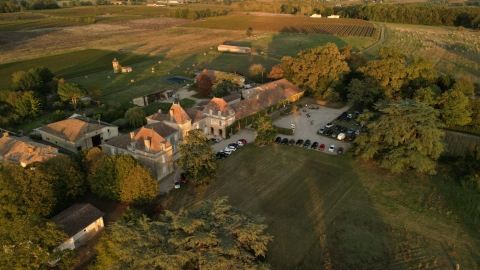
[
  {"x1": 195, "y1": 101, "x2": 210, "y2": 111},
  {"x1": 231, "y1": 79, "x2": 304, "y2": 119},
  {"x1": 169, "y1": 103, "x2": 191, "y2": 124},
  {"x1": 146, "y1": 112, "x2": 170, "y2": 122},
  {"x1": 0, "y1": 136, "x2": 60, "y2": 165},
  {"x1": 222, "y1": 93, "x2": 241, "y2": 104},
  {"x1": 184, "y1": 108, "x2": 204, "y2": 124},
  {"x1": 105, "y1": 122, "x2": 174, "y2": 153},
  {"x1": 39, "y1": 118, "x2": 107, "y2": 142},
  {"x1": 50, "y1": 203, "x2": 104, "y2": 238},
  {"x1": 203, "y1": 97, "x2": 235, "y2": 117}
]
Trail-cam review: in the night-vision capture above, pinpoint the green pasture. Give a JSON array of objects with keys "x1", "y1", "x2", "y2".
[
  {"x1": 0, "y1": 19, "x2": 86, "y2": 31},
  {"x1": 160, "y1": 144, "x2": 480, "y2": 269}
]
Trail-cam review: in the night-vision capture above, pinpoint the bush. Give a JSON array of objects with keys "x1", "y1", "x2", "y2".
[
  {"x1": 457, "y1": 26, "x2": 465, "y2": 31},
  {"x1": 274, "y1": 126, "x2": 293, "y2": 135},
  {"x1": 51, "y1": 110, "x2": 66, "y2": 122}
]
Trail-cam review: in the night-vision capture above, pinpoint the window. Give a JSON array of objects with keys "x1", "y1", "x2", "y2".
[
  {"x1": 163, "y1": 166, "x2": 167, "y2": 174},
  {"x1": 210, "y1": 119, "x2": 213, "y2": 125},
  {"x1": 174, "y1": 134, "x2": 178, "y2": 140},
  {"x1": 219, "y1": 121, "x2": 222, "y2": 127},
  {"x1": 162, "y1": 156, "x2": 165, "y2": 163},
  {"x1": 111, "y1": 148, "x2": 115, "y2": 155}
]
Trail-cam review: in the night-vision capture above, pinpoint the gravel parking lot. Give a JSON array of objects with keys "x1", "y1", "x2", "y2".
[{"x1": 272, "y1": 103, "x2": 353, "y2": 154}]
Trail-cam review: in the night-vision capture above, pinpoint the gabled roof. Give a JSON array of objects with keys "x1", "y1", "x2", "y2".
[
  {"x1": 50, "y1": 203, "x2": 104, "y2": 238},
  {"x1": 232, "y1": 79, "x2": 304, "y2": 119},
  {"x1": 146, "y1": 112, "x2": 170, "y2": 122},
  {"x1": 169, "y1": 103, "x2": 191, "y2": 124},
  {"x1": 39, "y1": 118, "x2": 108, "y2": 142},
  {"x1": 0, "y1": 136, "x2": 59, "y2": 165},
  {"x1": 184, "y1": 108, "x2": 205, "y2": 124},
  {"x1": 222, "y1": 93, "x2": 241, "y2": 104},
  {"x1": 105, "y1": 122, "x2": 174, "y2": 153},
  {"x1": 203, "y1": 97, "x2": 235, "y2": 117}
]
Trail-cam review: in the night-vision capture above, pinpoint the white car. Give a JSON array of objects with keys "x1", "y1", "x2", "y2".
[
  {"x1": 174, "y1": 179, "x2": 181, "y2": 189},
  {"x1": 244, "y1": 84, "x2": 253, "y2": 89},
  {"x1": 325, "y1": 123, "x2": 334, "y2": 128},
  {"x1": 236, "y1": 141, "x2": 243, "y2": 146},
  {"x1": 318, "y1": 128, "x2": 325, "y2": 134},
  {"x1": 225, "y1": 146, "x2": 236, "y2": 151},
  {"x1": 328, "y1": 145, "x2": 335, "y2": 152},
  {"x1": 355, "y1": 129, "x2": 361, "y2": 135}
]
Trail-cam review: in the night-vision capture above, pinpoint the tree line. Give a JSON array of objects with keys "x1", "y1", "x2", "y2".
[
  {"x1": 341, "y1": 4, "x2": 480, "y2": 28},
  {"x1": 0, "y1": 0, "x2": 59, "y2": 13},
  {"x1": 0, "y1": 148, "x2": 159, "y2": 268},
  {"x1": 166, "y1": 7, "x2": 228, "y2": 20}
]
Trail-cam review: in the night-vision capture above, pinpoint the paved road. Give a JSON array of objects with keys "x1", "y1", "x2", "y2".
[{"x1": 363, "y1": 25, "x2": 385, "y2": 54}]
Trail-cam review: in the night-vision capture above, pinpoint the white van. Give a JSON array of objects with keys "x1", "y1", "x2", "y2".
[{"x1": 337, "y1": 133, "x2": 346, "y2": 141}]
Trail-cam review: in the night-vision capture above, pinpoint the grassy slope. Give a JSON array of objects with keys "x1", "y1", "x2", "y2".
[
  {"x1": 0, "y1": 19, "x2": 86, "y2": 31},
  {"x1": 160, "y1": 144, "x2": 480, "y2": 269}
]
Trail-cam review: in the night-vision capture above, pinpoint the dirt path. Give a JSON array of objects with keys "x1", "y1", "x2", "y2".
[{"x1": 362, "y1": 24, "x2": 385, "y2": 54}]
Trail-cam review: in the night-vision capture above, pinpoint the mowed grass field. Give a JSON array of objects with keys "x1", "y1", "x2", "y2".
[
  {"x1": 365, "y1": 23, "x2": 480, "y2": 83},
  {"x1": 160, "y1": 144, "x2": 480, "y2": 269}
]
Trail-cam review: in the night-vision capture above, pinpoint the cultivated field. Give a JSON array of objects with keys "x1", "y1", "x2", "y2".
[
  {"x1": 365, "y1": 23, "x2": 480, "y2": 83},
  {"x1": 185, "y1": 14, "x2": 378, "y2": 37},
  {"x1": 160, "y1": 144, "x2": 480, "y2": 269}
]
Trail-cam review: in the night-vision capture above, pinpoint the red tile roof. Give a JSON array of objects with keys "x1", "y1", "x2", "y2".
[
  {"x1": 169, "y1": 103, "x2": 191, "y2": 124},
  {"x1": 39, "y1": 118, "x2": 107, "y2": 142},
  {"x1": 203, "y1": 97, "x2": 235, "y2": 117},
  {"x1": 184, "y1": 108, "x2": 204, "y2": 124}
]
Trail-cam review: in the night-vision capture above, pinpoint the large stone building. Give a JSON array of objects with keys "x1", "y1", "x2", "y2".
[
  {"x1": 0, "y1": 134, "x2": 60, "y2": 167},
  {"x1": 203, "y1": 97, "x2": 236, "y2": 138},
  {"x1": 101, "y1": 122, "x2": 176, "y2": 180},
  {"x1": 38, "y1": 116, "x2": 118, "y2": 153}
]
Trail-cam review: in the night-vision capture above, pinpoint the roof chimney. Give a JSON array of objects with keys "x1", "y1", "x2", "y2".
[
  {"x1": 28, "y1": 146, "x2": 34, "y2": 154},
  {"x1": 169, "y1": 108, "x2": 174, "y2": 122},
  {"x1": 3, "y1": 131, "x2": 8, "y2": 137},
  {"x1": 144, "y1": 137, "x2": 151, "y2": 152},
  {"x1": 130, "y1": 132, "x2": 135, "y2": 140},
  {"x1": 159, "y1": 142, "x2": 165, "y2": 151}
]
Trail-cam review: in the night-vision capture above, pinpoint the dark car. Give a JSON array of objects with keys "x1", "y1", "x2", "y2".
[
  {"x1": 341, "y1": 111, "x2": 348, "y2": 117},
  {"x1": 311, "y1": 142, "x2": 318, "y2": 149},
  {"x1": 340, "y1": 126, "x2": 347, "y2": 132},
  {"x1": 325, "y1": 129, "x2": 333, "y2": 136},
  {"x1": 331, "y1": 132, "x2": 337, "y2": 138},
  {"x1": 334, "y1": 125, "x2": 341, "y2": 130},
  {"x1": 281, "y1": 138, "x2": 289, "y2": 145},
  {"x1": 295, "y1": 139, "x2": 304, "y2": 146},
  {"x1": 355, "y1": 121, "x2": 361, "y2": 126},
  {"x1": 319, "y1": 143, "x2": 325, "y2": 151},
  {"x1": 348, "y1": 134, "x2": 356, "y2": 141},
  {"x1": 344, "y1": 117, "x2": 351, "y2": 123},
  {"x1": 180, "y1": 173, "x2": 188, "y2": 183},
  {"x1": 337, "y1": 115, "x2": 344, "y2": 121},
  {"x1": 275, "y1": 137, "x2": 282, "y2": 144},
  {"x1": 288, "y1": 139, "x2": 295, "y2": 146},
  {"x1": 303, "y1": 140, "x2": 311, "y2": 148},
  {"x1": 229, "y1": 143, "x2": 239, "y2": 149},
  {"x1": 337, "y1": 147, "x2": 344, "y2": 154}
]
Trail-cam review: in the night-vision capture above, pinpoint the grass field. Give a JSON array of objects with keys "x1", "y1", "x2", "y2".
[
  {"x1": 365, "y1": 23, "x2": 480, "y2": 83},
  {"x1": 0, "y1": 19, "x2": 87, "y2": 31},
  {"x1": 184, "y1": 13, "x2": 378, "y2": 37},
  {"x1": 159, "y1": 144, "x2": 480, "y2": 269},
  {"x1": 0, "y1": 49, "x2": 149, "y2": 89}
]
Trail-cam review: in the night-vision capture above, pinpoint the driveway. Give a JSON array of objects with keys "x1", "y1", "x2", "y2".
[{"x1": 272, "y1": 103, "x2": 353, "y2": 154}]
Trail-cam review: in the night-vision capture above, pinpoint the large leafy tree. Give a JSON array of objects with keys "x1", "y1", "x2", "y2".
[
  {"x1": 94, "y1": 197, "x2": 273, "y2": 270},
  {"x1": 195, "y1": 73, "x2": 214, "y2": 97},
  {"x1": 451, "y1": 77, "x2": 475, "y2": 97},
  {"x1": 178, "y1": 129, "x2": 217, "y2": 186},
  {"x1": 282, "y1": 43, "x2": 350, "y2": 100},
  {"x1": 252, "y1": 115, "x2": 277, "y2": 146},
  {"x1": 57, "y1": 82, "x2": 86, "y2": 110},
  {"x1": 249, "y1": 63, "x2": 266, "y2": 83},
  {"x1": 467, "y1": 99, "x2": 480, "y2": 126},
  {"x1": 267, "y1": 65, "x2": 284, "y2": 80},
  {"x1": 355, "y1": 99, "x2": 445, "y2": 175},
  {"x1": 211, "y1": 73, "x2": 244, "y2": 98},
  {"x1": 347, "y1": 78, "x2": 381, "y2": 109},
  {"x1": 11, "y1": 70, "x2": 42, "y2": 92},
  {"x1": 437, "y1": 89, "x2": 472, "y2": 126},
  {"x1": 88, "y1": 153, "x2": 158, "y2": 203},
  {"x1": 124, "y1": 106, "x2": 147, "y2": 128},
  {"x1": 14, "y1": 91, "x2": 42, "y2": 120}
]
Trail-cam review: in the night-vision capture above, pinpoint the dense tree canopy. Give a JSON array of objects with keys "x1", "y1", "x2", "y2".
[
  {"x1": 252, "y1": 115, "x2": 277, "y2": 146},
  {"x1": 124, "y1": 106, "x2": 147, "y2": 128},
  {"x1": 267, "y1": 65, "x2": 284, "y2": 80},
  {"x1": 178, "y1": 129, "x2": 218, "y2": 186},
  {"x1": 210, "y1": 72, "x2": 244, "y2": 98},
  {"x1": 195, "y1": 73, "x2": 214, "y2": 97},
  {"x1": 437, "y1": 89, "x2": 472, "y2": 126},
  {"x1": 249, "y1": 63, "x2": 266, "y2": 83},
  {"x1": 57, "y1": 82, "x2": 86, "y2": 110},
  {"x1": 355, "y1": 99, "x2": 445, "y2": 175},
  {"x1": 94, "y1": 197, "x2": 273, "y2": 270}
]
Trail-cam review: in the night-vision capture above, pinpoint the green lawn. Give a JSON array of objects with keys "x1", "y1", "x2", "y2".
[
  {"x1": 0, "y1": 49, "x2": 149, "y2": 89},
  {"x1": 159, "y1": 144, "x2": 480, "y2": 269},
  {"x1": 0, "y1": 19, "x2": 86, "y2": 32}
]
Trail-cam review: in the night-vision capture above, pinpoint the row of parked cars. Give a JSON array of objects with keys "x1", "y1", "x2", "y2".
[
  {"x1": 216, "y1": 139, "x2": 247, "y2": 159},
  {"x1": 274, "y1": 136, "x2": 344, "y2": 154}
]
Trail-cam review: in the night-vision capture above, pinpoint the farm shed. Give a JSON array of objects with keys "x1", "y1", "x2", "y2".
[
  {"x1": 218, "y1": 45, "x2": 251, "y2": 54},
  {"x1": 327, "y1": 15, "x2": 340, "y2": 18},
  {"x1": 122, "y1": 66, "x2": 132, "y2": 73},
  {"x1": 310, "y1": 14, "x2": 322, "y2": 18}
]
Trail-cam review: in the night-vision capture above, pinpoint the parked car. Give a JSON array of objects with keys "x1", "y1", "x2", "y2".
[
  {"x1": 216, "y1": 152, "x2": 228, "y2": 159},
  {"x1": 337, "y1": 133, "x2": 346, "y2": 141},
  {"x1": 337, "y1": 115, "x2": 344, "y2": 121},
  {"x1": 344, "y1": 117, "x2": 351, "y2": 123},
  {"x1": 275, "y1": 137, "x2": 282, "y2": 143},
  {"x1": 288, "y1": 139, "x2": 295, "y2": 146},
  {"x1": 325, "y1": 123, "x2": 334, "y2": 128},
  {"x1": 210, "y1": 138, "x2": 220, "y2": 144},
  {"x1": 236, "y1": 141, "x2": 243, "y2": 147},
  {"x1": 334, "y1": 125, "x2": 341, "y2": 130},
  {"x1": 224, "y1": 146, "x2": 235, "y2": 152},
  {"x1": 228, "y1": 143, "x2": 239, "y2": 149},
  {"x1": 303, "y1": 140, "x2": 311, "y2": 148},
  {"x1": 238, "y1": 139, "x2": 247, "y2": 145},
  {"x1": 348, "y1": 134, "x2": 356, "y2": 141},
  {"x1": 328, "y1": 145, "x2": 335, "y2": 152},
  {"x1": 341, "y1": 111, "x2": 348, "y2": 117},
  {"x1": 174, "y1": 179, "x2": 181, "y2": 189},
  {"x1": 295, "y1": 139, "x2": 304, "y2": 146},
  {"x1": 340, "y1": 126, "x2": 347, "y2": 132},
  {"x1": 311, "y1": 142, "x2": 318, "y2": 149},
  {"x1": 318, "y1": 128, "x2": 325, "y2": 134},
  {"x1": 355, "y1": 121, "x2": 361, "y2": 126},
  {"x1": 348, "y1": 128, "x2": 355, "y2": 134},
  {"x1": 331, "y1": 132, "x2": 337, "y2": 138},
  {"x1": 354, "y1": 110, "x2": 360, "y2": 115},
  {"x1": 319, "y1": 143, "x2": 325, "y2": 151},
  {"x1": 180, "y1": 173, "x2": 187, "y2": 183},
  {"x1": 281, "y1": 138, "x2": 289, "y2": 145},
  {"x1": 355, "y1": 129, "x2": 361, "y2": 135},
  {"x1": 347, "y1": 114, "x2": 353, "y2": 119},
  {"x1": 337, "y1": 147, "x2": 344, "y2": 154}
]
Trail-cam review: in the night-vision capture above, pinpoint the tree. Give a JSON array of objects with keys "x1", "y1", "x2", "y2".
[
  {"x1": 88, "y1": 154, "x2": 158, "y2": 203},
  {"x1": 468, "y1": 99, "x2": 480, "y2": 126},
  {"x1": 347, "y1": 78, "x2": 381, "y2": 109},
  {"x1": 412, "y1": 86, "x2": 438, "y2": 106},
  {"x1": 437, "y1": 89, "x2": 472, "y2": 126},
  {"x1": 249, "y1": 63, "x2": 266, "y2": 83},
  {"x1": 267, "y1": 65, "x2": 284, "y2": 80},
  {"x1": 437, "y1": 74, "x2": 456, "y2": 92},
  {"x1": 124, "y1": 106, "x2": 146, "y2": 128},
  {"x1": 57, "y1": 82, "x2": 86, "y2": 110},
  {"x1": 252, "y1": 115, "x2": 277, "y2": 146},
  {"x1": 451, "y1": 77, "x2": 475, "y2": 97},
  {"x1": 283, "y1": 43, "x2": 350, "y2": 100},
  {"x1": 14, "y1": 91, "x2": 42, "y2": 120},
  {"x1": 178, "y1": 129, "x2": 218, "y2": 186},
  {"x1": 11, "y1": 70, "x2": 42, "y2": 92},
  {"x1": 355, "y1": 99, "x2": 445, "y2": 175},
  {"x1": 246, "y1": 27, "x2": 252, "y2": 37},
  {"x1": 51, "y1": 110, "x2": 66, "y2": 122},
  {"x1": 210, "y1": 73, "x2": 243, "y2": 98},
  {"x1": 94, "y1": 197, "x2": 273, "y2": 269},
  {"x1": 195, "y1": 73, "x2": 214, "y2": 97}
]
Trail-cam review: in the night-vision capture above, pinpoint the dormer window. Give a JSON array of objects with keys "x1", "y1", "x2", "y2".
[
  {"x1": 209, "y1": 109, "x2": 213, "y2": 115},
  {"x1": 218, "y1": 111, "x2": 221, "y2": 117}
]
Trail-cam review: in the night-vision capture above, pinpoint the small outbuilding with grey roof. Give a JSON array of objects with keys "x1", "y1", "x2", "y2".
[{"x1": 50, "y1": 203, "x2": 104, "y2": 251}]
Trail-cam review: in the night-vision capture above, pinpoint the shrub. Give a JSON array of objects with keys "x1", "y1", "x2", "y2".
[{"x1": 274, "y1": 126, "x2": 293, "y2": 135}]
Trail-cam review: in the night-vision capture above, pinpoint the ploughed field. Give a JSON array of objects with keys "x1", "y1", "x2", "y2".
[{"x1": 185, "y1": 14, "x2": 378, "y2": 37}]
